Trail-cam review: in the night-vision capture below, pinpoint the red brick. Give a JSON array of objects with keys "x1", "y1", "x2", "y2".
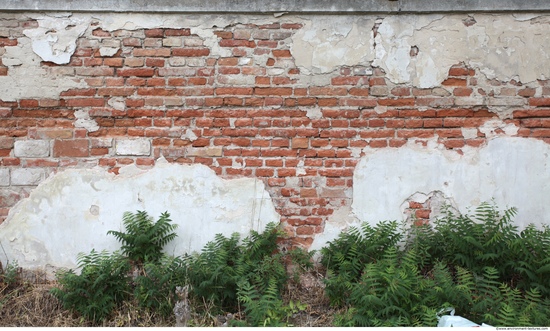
[
  {"x1": 133, "y1": 48, "x2": 171, "y2": 57},
  {"x1": 65, "y1": 98, "x2": 104, "y2": 107},
  {"x1": 391, "y1": 87, "x2": 411, "y2": 96},
  {"x1": 349, "y1": 88, "x2": 370, "y2": 96},
  {"x1": 529, "y1": 98, "x2": 550, "y2": 107},
  {"x1": 0, "y1": 38, "x2": 17, "y2": 47},
  {"x1": 255, "y1": 87, "x2": 293, "y2": 96},
  {"x1": 53, "y1": 139, "x2": 89, "y2": 157},
  {"x1": 219, "y1": 39, "x2": 256, "y2": 48},
  {"x1": 164, "y1": 28, "x2": 191, "y2": 36},
  {"x1": 272, "y1": 49, "x2": 292, "y2": 58},
  {"x1": 117, "y1": 68, "x2": 155, "y2": 77},
  {"x1": 145, "y1": 28, "x2": 164, "y2": 37},
  {"x1": 378, "y1": 98, "x2": 415, "y2": 107},
  {"x1": 60, "y1": 88, "x2": 96, "y2": 97},
  {"x1": 448, "y1": 67, "x2": 470, "y2": 76},
  {"x1": 92, "y1": 28, "x2": 111, "y2": 37},
  {"x1": 453, "y1": 87, "x2": 473, "y2": 96},
  {"x1": 331, "y1": 76, "x2": 361, "y2": 85},
  {"x1": 214, "y1": 31, "x2": 233, "y2": 39},
  {"x1": 97, "y1": 88, "x2": 135, "y2": 96},
  {"x1": 172, "y1": 48, "x2": 211, "y2": 57},
  {"x1": 442, "y1": 78, "x2": 467, "y2": 86},
  {"x1": 104, "y1": 58, "x2": 124, "y2": 67}
]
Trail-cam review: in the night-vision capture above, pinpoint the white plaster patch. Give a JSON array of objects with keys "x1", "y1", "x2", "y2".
[
  {"x1": 309, "y1": 205, "x2": 361, "y2": 259},
  {"x1": 376, "y1": 14, "x2": 550, "y2": 87},
  {"x1": 0, "y1": 36, "x2": 87, "y2": 101},
  {"x1": 0, "y1": 161, "x2": 279, "y2": 272},
  {"x1": 0, "y1": 169, "x2": 10, "y2": 186},
  {"x1": 115, "y1": 139, "x2": 151, "y2": 156},
  {"x1": 23, "y1": 13, "x2": 89, "y2": 64},
  {"x1": 305, "y1": 106, "x2": 323, "y2": 120},
  {"x1": 479, "y1": 119, "x2": 519, "y2": 139},
  {"x1": 181, "y1": 129, "x2": 198, "y2": 142},
  {"x1": 74, "y1": 109, "x2": 99, "y2": 132},
  {"x1": 291, "y1": 16, "x2": 376, "y2": 74},
  {"x1": 352, "y1": 137, "x2": 550, "y2": 231},
  {"x1": 99, "y1": 46, "x2": 119, "y2": 57},
  {"x1": 107, "y1": 97, "x2": 126, "y2": 111}
]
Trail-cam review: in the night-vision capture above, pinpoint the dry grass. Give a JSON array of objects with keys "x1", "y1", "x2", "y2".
[{"x1": 0, "y1": 266, "x2": 336, "y2": 327}]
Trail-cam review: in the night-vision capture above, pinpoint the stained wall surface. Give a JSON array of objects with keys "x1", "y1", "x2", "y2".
[{"x1": 1, "y1": 7, "x2": 550, "y2": 270}]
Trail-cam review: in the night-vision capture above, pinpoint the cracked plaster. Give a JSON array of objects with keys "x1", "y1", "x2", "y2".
[
  {"x1": 0, "y1": 160, "x2": 279, "y2": 273},
  {"x1": 1, "y1": 13, "x2": 550, "y2": 102},
  {"x1": 351, "y1": 136, "x2": 550, "y2": 232}
]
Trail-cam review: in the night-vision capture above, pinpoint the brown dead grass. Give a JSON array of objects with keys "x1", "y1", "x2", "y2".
[{"x1": 0, "y1": 266, "x2": 336, "y2": 327}]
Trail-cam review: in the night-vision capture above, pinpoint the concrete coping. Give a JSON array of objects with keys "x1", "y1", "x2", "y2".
[{"x1": 1, "y1": 0, "x2": 549, "y2": 14}]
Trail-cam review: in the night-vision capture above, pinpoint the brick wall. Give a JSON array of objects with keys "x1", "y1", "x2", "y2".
[{"x1": 1, "y1": 18, "x2": 550, "y2": 247}]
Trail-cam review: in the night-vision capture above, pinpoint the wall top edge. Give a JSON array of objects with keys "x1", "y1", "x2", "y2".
[{"x1": 1, "y1": 0, "x2": 549, "y2": 14}]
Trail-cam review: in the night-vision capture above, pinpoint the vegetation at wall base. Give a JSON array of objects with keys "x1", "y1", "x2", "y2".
[
  {"x1": 2, "y1": 202, "x2": 549, "y2": 326},
  {"x1": 321, "y1": 202, "x2": 550, "y2": 327}
]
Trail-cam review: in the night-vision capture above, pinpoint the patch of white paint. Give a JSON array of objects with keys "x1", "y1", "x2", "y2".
[
  {"x1": 107, "y1": 97, "x2": 126, "y2": 111},
  {"x1": 478, "y1": 119, "x2": 519, "y2": 139},
  {"x1": 74, "y1": 109, "x2": 99, "y2": 132},
  {"x1": 23, "y1": 13, "x2": 89, "y2": 64},
  {"x1": 181, "y1": 129, "x2": 198, "y2": 142},
  {"x1": 291, "y1": 16, "x2": 376, "y2": 74},
  {"x1": 309, "y1": 205, "x2": 360, "y2": 260},
  {"x1": 376, "y1": 14, "x2": 550, "y2": 87},
  {"x1": 99, "y1": 46, "x2": 119, "y2": 57},
  {"x1": 115, "y1": 139, "x2": 151, "y2": 156},
  {"x1": 0, "y1": 35, "x2": 87, "y2": 101},
  {"x1": 0, "y1": 160, "x2": 279, "y2": 273},
  {"x1": 352, "y1": 137, "x2": 550, "y2": 231},
  {"x1": 305, "y1": 106, "x2": 323, "y2": 120}
]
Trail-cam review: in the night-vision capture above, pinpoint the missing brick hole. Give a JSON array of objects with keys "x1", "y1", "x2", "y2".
[
  {"x1": 463, "y1": 16, "x2": 477, "y2": 27},
  {"x1": 410, "y1": 45, "x2": 419, "y2": 57}
]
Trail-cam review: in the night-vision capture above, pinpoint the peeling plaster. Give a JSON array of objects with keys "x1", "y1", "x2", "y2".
[
  {"x1": 2, "y1": 12, "x2": 550, "y2": 102},
  {"x1": 376, "y1": 15, "x2": 550, "y2": 87},
  {"x1": 24, "y1": 13, "x2": 89, "y2": 64},
  {"x1": 74, "y1": 109, "x2": 99, "y2": 132},
  {"x1": 352, "y1": 137, "x2": 550, "y2": 232},
  {"x1": 0, "y1": 160, "x2": 279, "y2": 273},
  {"x1": 291, "y1": 16, "x2": 376, "y2": 74},
  {"x1": 0, "y1": 35, "x2": 87, "y2": 101}
]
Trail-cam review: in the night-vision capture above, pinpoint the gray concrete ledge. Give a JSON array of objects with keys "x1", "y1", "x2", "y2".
[{"x1": 1, "y1": 0, "x2": 549, "y2": 14}]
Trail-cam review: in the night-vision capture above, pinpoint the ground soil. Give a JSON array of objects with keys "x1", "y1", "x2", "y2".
[{"x1": 0, "y1": 268, "x2": 338, "y2": 327}]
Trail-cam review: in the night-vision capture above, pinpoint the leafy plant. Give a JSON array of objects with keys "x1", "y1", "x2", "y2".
[
  {"x1": 133, "y1": 255, "x2": 187, "y2": 317},
  {"x1": 0, "y1": 260, "x2": 21, "y2": 290},
  {"x1": 52, "y1": 210, "x2": 180, "y2": 324},
  {"x1": 51, "y1": 250, "x2": 131, "y2": 324},
  {"x1": 320, "y1": 220, "x2": 403, "y2": 306},
  {"x1": 181, "y1": 222, "x2": 313, "y2": 325},
  {"x1": 323, "y1": 202, "x2": 550, "y2": 327},
  {"x1": 107, "y1": 211, "x2": 178, "y2": 265}
]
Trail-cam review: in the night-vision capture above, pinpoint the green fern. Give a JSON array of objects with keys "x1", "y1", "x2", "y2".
[
  {"x1": 322, "y1": 202, "x2": 550, "y2": 327},
  {"x1": 107, "y1": 211, "x2": 177, "y2": 264},
  {"x1": 182, "y1": 222, "x2": 312, "y2": 319},
  {"x1": 50, "y1": 250, "x2": 131, "y2": 325}
]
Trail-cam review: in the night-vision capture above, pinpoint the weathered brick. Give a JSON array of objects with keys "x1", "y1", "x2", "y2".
[
  {"x1": 11, "y1": 168, "x2": 45, "y2": 186},
  {"x1": 53, "y1": 139, "x2": 89, "y2": 157},
  {"x1": 14, "y1": 140, "x2": 50, "y2": 157},
  {"x1": 115, "y1": 139, "x2": 151, "y2": 156}
]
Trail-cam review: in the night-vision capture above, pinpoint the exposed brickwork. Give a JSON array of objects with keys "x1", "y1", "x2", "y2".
[{"x1": 1, "y1": 22, "x2": 550, "y2": 248}]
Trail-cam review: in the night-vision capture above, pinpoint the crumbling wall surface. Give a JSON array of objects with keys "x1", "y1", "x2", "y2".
[
  {"x1": 0, "y1": 160, "x2": 278, "y2": 271},
  {"x1": 1, "y1": 10, "x2": 550, "y2": 270}
]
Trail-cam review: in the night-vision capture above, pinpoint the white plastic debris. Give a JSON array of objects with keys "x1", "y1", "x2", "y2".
[{"x1": 436, "y1": 307, "x2": 493, "y2": 327}]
